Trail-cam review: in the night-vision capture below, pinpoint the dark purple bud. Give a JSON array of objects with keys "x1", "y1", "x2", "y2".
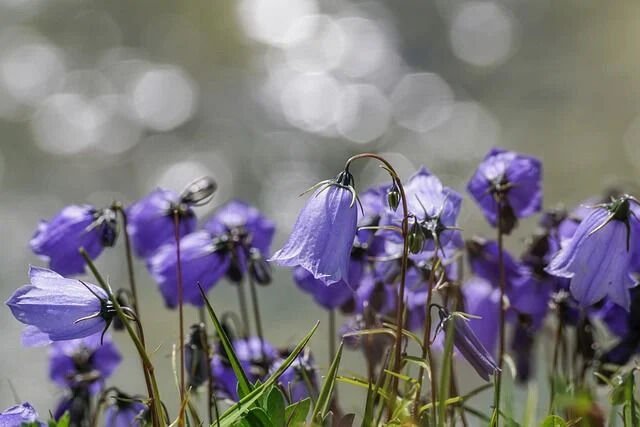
[
  {"x1": 438, "y1": 307, "x2": 500, "y2": 381},
  {"x1": 185, "y1": 323, "x2": 210, "y2": 389},
  {"x1": 180, "y1": 176, "x2": 217, "y2": 206},
  {"x1": 249, "y1": 249, "x2": 272, "y2": 285}
]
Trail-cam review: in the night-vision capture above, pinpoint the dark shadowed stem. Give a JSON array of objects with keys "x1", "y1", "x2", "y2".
[
  {"x1": 173, "y1": 211, "x2": 186, "y2": 426},
  {"x1": 248, "y1": 273, "x2": 265, "y2": 360},
  {"x1": 344, "y1": 153, "x2": 410, "y2": 409},
  {"x1": 329, "y1": 309, "x2": 337, "y2": 365},
  {"x1": 80, "y1": 249, "x2": 164, "y2": 427},
  {"x1": 236, "y1": 282, "x2": 251, "y2": 337},
  {"x1": 492, "y1": 202, "x2": 507, "y2": 427},
  {"x1": 549, "y1": 315, "x2": 563, "y2": 412},
  {"x1": 414, "y1": 257, "x2": 439, "y2": 425},
  {"x1": 196, "y1": 314, "x2": 214, "y2": 426}
]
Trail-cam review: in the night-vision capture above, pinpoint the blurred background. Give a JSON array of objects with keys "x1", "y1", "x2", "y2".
[{"x1": 1, "y1": 0, "x2": 639, "y2": 420}]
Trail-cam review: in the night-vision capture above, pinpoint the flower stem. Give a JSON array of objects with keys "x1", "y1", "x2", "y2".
[
  {"x1": 247, "y1": 272, "x2": 265, "y2": 354},
  {"x1": 344, "y1": 153, "x2": 411, "y2": 408},
  {"x1": 492, "y1": 203, "x2": 507, "y2": 427},
  {"x1": 236, "y1": 280, "x2": 251, "y2": 338},
  {"x1": 80, "y1": 248, "x2": 165, "y2": 427},
  {"x1": 173, "y1": 210, "x2": 186, "y2": 427},
  {"x1": 414, "y1": 256, "x2": 439, "y2": 425}
]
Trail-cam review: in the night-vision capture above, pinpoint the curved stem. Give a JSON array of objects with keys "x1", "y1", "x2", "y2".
[
  {"x1": 112, "y1": 203, "x2": 141, "y2": 320},
  {"x1": 80, "y1": 249, "x2": 165, "y2": 426},
  {"x1": 173, "y1": 210, "x2": 186, "y2": 427},
  {"x1": 344, "y1": 153, "x2": 410, "y2": 409}
]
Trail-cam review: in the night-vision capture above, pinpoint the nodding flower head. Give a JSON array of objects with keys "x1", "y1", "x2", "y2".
[
  {"x1": 30, "y1": 205, "x2": 118, "y2": 275},
  {"x1": 436, "y1": 305, "x2": 500, "y2": 381},
  {"x1": 270, "y1": 169, "x2": 359, "y2": 286},
  {"x1": 6, "y1": 266, "x2": 117, "y2": 346},
  {"x1": 546, "y1": 195, "x2": 639, "y2": 310},
  {"x1": 0, "y1": 402, "x2": 41, "y2": 426},
  {"x1": 467, "y1": 148, "x2": 542, "y2": 234}
]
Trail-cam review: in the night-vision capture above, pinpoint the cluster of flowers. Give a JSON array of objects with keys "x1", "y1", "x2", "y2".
[{"x1": 3, "y1": 147, "x2": 640, "y2": 425}]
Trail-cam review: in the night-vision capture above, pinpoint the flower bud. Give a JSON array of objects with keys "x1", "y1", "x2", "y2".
[
  {"x1": 180, "y1": 176, "x2": 217, "y2": 206},
  {"x1": 387, "y1": 185, "x2": 400, "y2": 211},
  {"x1": 407, "y1": 221, "x2": 425, "y2": 254},
  {"x1": 249, "y1": 249, "x2": 272, "y2": 285}
]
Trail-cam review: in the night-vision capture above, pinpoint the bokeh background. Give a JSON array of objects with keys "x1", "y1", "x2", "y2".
[{"x1": 1, "y1": 0, "x2": 640, "y2": 421}]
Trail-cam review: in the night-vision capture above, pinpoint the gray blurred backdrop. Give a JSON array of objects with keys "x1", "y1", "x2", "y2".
[{"x1": 1, "y1": 0, "x2": 639, "y2": 420}]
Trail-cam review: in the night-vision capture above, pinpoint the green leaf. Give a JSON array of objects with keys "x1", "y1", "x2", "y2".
[
  {"x1": 361, "y1": 383, "x2": 375, "y2": 427},
  {"x1": 47, "y1": 412, "x2": 70, "y2": 427},
  {"x1": 265, "y1": 386, "x2": 286, "y2": 426},
  {"x1": 540, "y1": 415, "x2": 567, "y2": 427},
  {"x1": 199, "y1": 285, "x2": 253, "y2": 399},
  {"x1": 218, "y1": 321, "x2": 318, "y2": 426},
  {"x1": 313, "y1": 342, "x2": 344, "y2": 423},
  {"x1": 244, "y1": 407, "x2": 274, "y2": 427},
  {"x1": 285, "y1": 397, "x2": 311, "y2": 426}
]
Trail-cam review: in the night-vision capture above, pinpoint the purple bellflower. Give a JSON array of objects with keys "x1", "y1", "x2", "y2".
[
  {"x1": 546, "y1": 196, "x2": 638, "y2": 310},
  {"x1": 104, "y1": 393, "x2": 147, "y2": 427},
  {"x1": 30, "y1": 205, "x2": 118, "y2": 276},
  {"x1": 467, "y1": 148, "x2": 542, "y2": 234},
  {"x1": 0, "y1": 402, "x2": 41, "y2": 426},
  {"x1": 6, "y1": 266, "x2": 116, "y2": 345},
  {"x1": 382, "y1": 166, "x2": 462, "y2": 253},
  {"x1": 126, "y1": 189, "x2": 197, "y2": 258},
  {"x1": 147, "y1": 200, "x2": 274, "y2": 307},
  {"x1": 437, "y1": 306, "x2": 500, "y2": 381},
  {"x1": 461, "y1": 277, "x2": 500, "y2": 357},
  {"x1": 49, "y1": 333, "x2": 121, "y2": 394},
  {"x1": 270, "y1": 170, "x2": 358, "y2": 286}
]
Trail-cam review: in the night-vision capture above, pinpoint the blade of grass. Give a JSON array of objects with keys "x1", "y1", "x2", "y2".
[
  {"x1": 199, "y1": 285, "x2": 253, "y2": 398},
  {"x1": 313, "y1": 342, "x2": 344, "y2": 423}
]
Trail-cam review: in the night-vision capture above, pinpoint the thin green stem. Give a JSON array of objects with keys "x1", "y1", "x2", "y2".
[
  {"x1": 345, "y1": 153, "x2": 411, "y2": 410},
  {"x1": 80, "y1": 249, "x2": 164, "y2": 427},
  {"x1": 415, "y1": 257, "x2": 440, "y2": 426},
  {"x1": 492, "y1": 202, "x2": 507, "y2": 427},
  {"x1": 173, "y1": 210, "x2": 186, "y2": 427}
]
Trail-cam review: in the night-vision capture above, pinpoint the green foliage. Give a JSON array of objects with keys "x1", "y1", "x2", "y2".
[{"x1": 313, "y1": 342, "x2": 344, "y2": 424}]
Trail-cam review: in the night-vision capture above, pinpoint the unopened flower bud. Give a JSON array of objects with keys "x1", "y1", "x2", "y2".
[
  {"x1": 180, "y1": 177, "x2": 217, "y2": 206},
  {"x1": 249, "y1": 249, "x2": 271, "y2": 285},
  {"x1": 407, "y1": 221, "x2": 425, "y2": 254},
  {"x1": 387, "y1": 185, "x2": 400, "y2": 211}
]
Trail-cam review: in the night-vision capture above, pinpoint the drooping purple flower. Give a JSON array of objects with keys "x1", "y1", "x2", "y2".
[
  {"x1": 6, "y1": 267, "x2": 115, "y2": 345},
  {"x1": 546, "y1": 196, "x2": 638, "y2": 310},
  {"x1": 461, "y1": 277, "x2": 501, "y2": 357},
  {"x1": 437, "y1": 306, "x2": 500, "y2": 381},
  {"x1": 104, "y1": 393, "x2": 147, "y2": 427},
  {"x1": 467, "y1": 148, "x2": 542, "y2": 234},
  {"x1": 466, "y1": 237, "x2": 526, "y2": 288},
  {"x1": 147, "y1": 231, "x2": 230, "y2": 308},
  {"x1": 382, "y1": 166, "x2": 462, "y2": 252},
  {"x1": 126, "y1": 189, "x2": 197, "y2": 258},
  {"x1": 270, "y1": 170, "x2": 358, "y2": 285},
  {"x1": 30, "y1": 205, "x2": 118, "y2": 275},
  {"x1": 0, "y1": 402, "x2": 40, "y2": 426},
  {"x1": 49, "y1": 333, "x2": 121, "y2": 394}
]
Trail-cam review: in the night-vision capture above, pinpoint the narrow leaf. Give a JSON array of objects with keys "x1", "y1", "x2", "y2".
[{"x1": 313, "y1": 342, "x2": 344, "y2": 422}]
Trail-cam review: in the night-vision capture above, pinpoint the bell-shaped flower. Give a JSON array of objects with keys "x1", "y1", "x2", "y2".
[
  {"x1": 103, "y1": 393, "x2": 147, "y2": 427},
  {"x1": 461, "y1": 277, "x2": 501, "y2": 357},
  {"x1": 30, "y1": 205, "x2": 118, "y2": 275},
  {"x1": 437, "y1": 306, "x2": 500, "y2": 381},
  {"x1": 546, "y1": 196, "x2": 638, "y2": 310},
  {"x1": 126, "y1": 188, "x2": 197, "y2": 258},
  {"x1": 147, "y1": 230, "x2": 230, "y2": 308},
  {"x1": 270, "y1": 170, "x2": 358, "y2": 285},
  {"x1": 467, "y1": 148, "x2": 542, "y2": 234},
  {"x1": 0, "y1": 402, "x2": 41, "y2": 426},
  {"x1": 49, "y1": 333, "x2": 121, "y2": 394},
  {"x1": 6, "y1": 267, "x2": 115, "y2": 345}
]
